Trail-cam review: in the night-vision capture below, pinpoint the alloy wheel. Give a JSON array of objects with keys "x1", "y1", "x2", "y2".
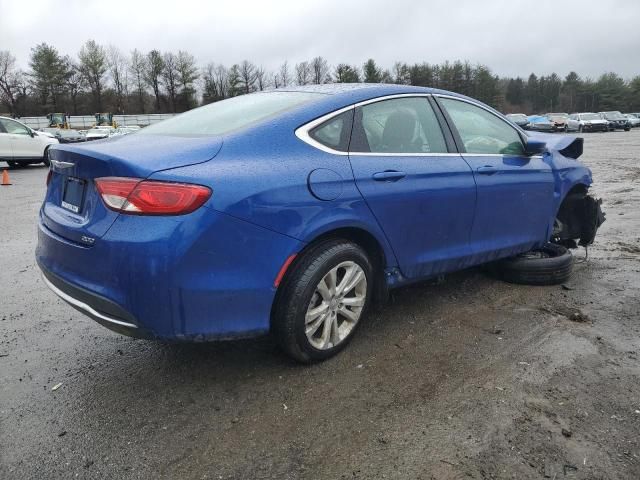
[{"x1": 304, "y1": 261, "x2": 367, "y2": 350}]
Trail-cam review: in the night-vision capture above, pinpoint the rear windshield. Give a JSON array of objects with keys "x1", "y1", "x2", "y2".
[{"x1": 140, "y1": 91, "x2": 323, "y2": 136}]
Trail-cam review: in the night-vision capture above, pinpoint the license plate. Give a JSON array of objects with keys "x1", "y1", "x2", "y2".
[{"x1": 61, "y1": 177, "x2": 86, "y2": 213}]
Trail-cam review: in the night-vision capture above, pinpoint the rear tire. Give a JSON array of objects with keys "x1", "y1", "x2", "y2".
[
  {"x1": 272, "y1": 240, "x2": 374, "y2": 363},
  {"x1": 489, "y1": 243, "x2": 573, "y2": 286}
]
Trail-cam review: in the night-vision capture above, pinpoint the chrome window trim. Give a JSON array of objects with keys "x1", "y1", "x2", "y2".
[
  {"x1": 42, "y1": 274, "x2": 138, "y2": 329},
  {"x1": 295, "y1": 92, "x2": 538, "y2": 158},
  {"x1": 296, "y1": 93, "x2": 454, "y2": 157}
]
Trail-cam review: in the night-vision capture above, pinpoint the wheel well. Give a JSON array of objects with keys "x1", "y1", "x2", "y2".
[
  {"x1": 303, "y1": 227, "x2": 387, "y2": 272},
  {"x1": 553, "y1": 183, "x2": 604, "y2": 247},
  {"x1": 271, "y1": 227, "x2": 389, "y2": 324}
]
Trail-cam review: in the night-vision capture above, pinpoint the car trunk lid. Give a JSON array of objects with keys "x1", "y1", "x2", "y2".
[{"x1": 41, "y1": 135, "x2": 222, "y2": 244}]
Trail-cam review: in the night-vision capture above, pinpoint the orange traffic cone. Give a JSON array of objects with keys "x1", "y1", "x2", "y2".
[{"x1": 1, "y1": 169, "x2": 11, "y2": 186}]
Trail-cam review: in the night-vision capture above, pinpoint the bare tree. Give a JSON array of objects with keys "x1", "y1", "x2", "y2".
[
  {"x1": 311, "y1": 56, "x2": 330, "y2": 84},
  {"x1": 278, "y1": 61, "x2": 291, "y2": 87},
  {"x1": 176, "y1": 50, "x2": 199, "y2": 110},
  {"x1": 0, "y1": 51, "x2": 23, "y2": 115},
  {"x1": 213, "y1": 64, "x2": 229, "y2": 99},
  {"x1": 144, "y1": 50, "x2": 164, "y2": 112},
  {"x1": 255, "y1": 66, "x2": 267, "y2": 91},
  {"x1": 107, "y1": 45, "x2": 127, "y2": 113},
  {"x1": 202, "y1": 63, "x2": 229, "y2": 103},
  {"x1": 78, "y1": 40, "x2": 107, "y2": 111},
  {"x1": 161, "y1": 52, "x2": 179, "y2": 112},
  {"x1": 295, "y1": 61, "x2": 311, "y2": 85},
  {"x1": 129, "y1": 49, "x2": 146, "y2": 113},
  {"x1": 238, "y1": 60, "x2": 257, "y2": 94}
]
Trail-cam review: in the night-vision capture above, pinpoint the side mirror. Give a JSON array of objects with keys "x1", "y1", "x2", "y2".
[
  {"x1": 29, "y1": 129, "x2": 36, "y2": 137},
  {"x1": 524, "y1": 138, "x2": 546, "y2": 156}
]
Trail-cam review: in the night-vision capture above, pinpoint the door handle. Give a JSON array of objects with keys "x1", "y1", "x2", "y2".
[
  {"x1": 476, "y1": 165, "x2": 498, "y2": 175},
  {"x1": 372, "y1": 170, "x2": 407, "y2": 182}
]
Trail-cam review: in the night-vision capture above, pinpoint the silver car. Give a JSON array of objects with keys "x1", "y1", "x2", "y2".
[
  {"x1": 624, "y1": 114, "x2": 640, "y2": 128},
  {"x1": 568, "y1": 113, "x2": 609, "y2": 133}
]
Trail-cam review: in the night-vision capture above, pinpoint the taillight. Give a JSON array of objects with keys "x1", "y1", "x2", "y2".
[{"x1": 95, "y1": 177, "x2": 211, "y2": 215}]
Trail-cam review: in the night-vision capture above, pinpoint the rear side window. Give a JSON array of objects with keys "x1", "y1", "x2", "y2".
[
  {"x1": 308, "y1": 109, "x2": 354, "y2": 152},
  {"x1": 350, "y1": 97, "x2": 448, "y2": 154},
  {"x1": 440, "y1": 98, "x2": 525, "y2": 156}
]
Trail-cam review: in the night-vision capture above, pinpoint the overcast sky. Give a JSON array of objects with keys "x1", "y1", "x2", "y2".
[{"x1": 1, "y1": 0, "x2": 639, "y2": 79}]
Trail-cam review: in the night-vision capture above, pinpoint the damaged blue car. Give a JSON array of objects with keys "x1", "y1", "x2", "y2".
[{"x1": 36, "y1": 84, "x2": 604, "y2": 362}]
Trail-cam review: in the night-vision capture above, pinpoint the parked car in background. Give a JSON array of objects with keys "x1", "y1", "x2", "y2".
[
  {"x1": 526, "y1": 115, "x2": 555, "y2": 132},
  {"x1": 506, "y1": 113, "x2": 529, "y2": 129},
  {"x1": 568, "y1": 113, "x2": 609, "y2": 133},
  {"x1": 40, "y1": 127, "x2": 86, "y2": 144},
  {"x1": 0, "y1": 116, "x2": 58, "y2": 167},
  {"x1": 111, "y1": 126, "x2": 141, "y2": 137},
  {"x1": 36, "y1": 84, "x2": 604, "y2": 362},
  {"x1": 598, "y1": 111, "x2": 631, "y2": 131},
  {"x1": 545, "y1": 113, "x2": 570, "y2": 132},
  {"x1": 85, "y1": 126, "x2": 116, "y2": 141},
  {"x1": 623, "y1": 114, "x2": 640, "y2": 128}
]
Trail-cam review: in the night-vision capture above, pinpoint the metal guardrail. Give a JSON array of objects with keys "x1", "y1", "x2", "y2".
[{"x1": 15, "y1": 114, "x2": 176, "y2": 129}]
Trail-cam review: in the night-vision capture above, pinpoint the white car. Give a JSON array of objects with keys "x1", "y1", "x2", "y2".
[
  {"x1": 567, "y1": 113, "x2": 609, "y2": 133},
  {"x1": 0, "y1": 116, "x2": 59, "y2": 167},
  {"x1": 85, "y1": 126, "x2": 116, "y2": 141}
]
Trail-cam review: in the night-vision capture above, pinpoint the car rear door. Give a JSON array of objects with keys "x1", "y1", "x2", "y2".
[
  {"x1": 435, "y1": 96, "x2": 555, "y2": 261},
  {"x1": 348, "y1": 96, "x2": 477, "y2": 279},
  {"x1": 0, "y1": 120, "x2": 13, "y2": 160}
]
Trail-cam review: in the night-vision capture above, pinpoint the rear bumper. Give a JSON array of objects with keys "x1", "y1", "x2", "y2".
[
  {"x1": 40, "y1": 265, "x2": 151, "y2": 339},
  {"x1": 36, "y1": 207, "x2": 303, "y2": 340}
]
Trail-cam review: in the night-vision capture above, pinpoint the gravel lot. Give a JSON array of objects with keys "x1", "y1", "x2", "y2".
[{"x1": 1, "y1": 130, "x2": 639, "y2": 479}]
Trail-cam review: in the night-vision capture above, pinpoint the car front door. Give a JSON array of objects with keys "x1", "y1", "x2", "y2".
[
  {"x1": 0, "y1": 120, "x2": 13, "y2": 161},
  {"x1": 348, "y1": 96, "x2": 477, "y2": 279},
  {"x1": 0, "y1": 118, "x2": 40, "y2": 158},
  {"x1": 436, "y1": 96, "x2": 555, "y2": 261}
]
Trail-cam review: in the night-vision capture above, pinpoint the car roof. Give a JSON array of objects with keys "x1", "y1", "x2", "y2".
[{"x1": 272, "y1": 82, "x2": 472, "y2": 102}]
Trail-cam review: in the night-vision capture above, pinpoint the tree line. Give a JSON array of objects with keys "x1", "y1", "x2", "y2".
[{"x1": 1, "y1": 40, "x2": 639, "y2": 118}]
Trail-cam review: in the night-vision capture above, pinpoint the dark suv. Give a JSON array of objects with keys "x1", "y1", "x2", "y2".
[{"x1": 598, "y1": 111, "x2": 631, "y2": 131}]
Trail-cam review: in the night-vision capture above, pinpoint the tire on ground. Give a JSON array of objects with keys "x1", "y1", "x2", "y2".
[
  {"x1": 489, "y1": 243, "x2": 573, "y2": 286},
  {"x1": 272, "y1": 239, "x2": 373, "y2": 363}
]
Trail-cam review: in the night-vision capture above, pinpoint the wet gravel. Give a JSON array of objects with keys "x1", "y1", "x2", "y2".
[{"x1": 1, "y1": 130, "x2": 640, "y2": 479}]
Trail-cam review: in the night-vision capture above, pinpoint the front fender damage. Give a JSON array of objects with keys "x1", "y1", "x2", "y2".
[{"x1": 553, "y1": 192, "x2": 605, "y2": 247}]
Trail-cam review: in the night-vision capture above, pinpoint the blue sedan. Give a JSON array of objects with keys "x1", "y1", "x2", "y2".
[{"x1": 37, "y1": 84, "x2": 601, "y2": 362}]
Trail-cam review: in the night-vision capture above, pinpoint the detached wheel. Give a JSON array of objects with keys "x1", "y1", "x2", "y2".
[
  {"x1": 490, "y1": 243, "x2": 573, "y2": 286},
  {"x1": 272, "y1": 240, "x2": 373, "y2": 363}
]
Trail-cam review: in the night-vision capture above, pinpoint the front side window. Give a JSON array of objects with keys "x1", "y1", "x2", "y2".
[
  {"x1": 350, "y1": 97, "x2": 447, "y2": 154},
  {"x1": 440, "y1": 98, "x2": 525, "y2": 156},
  {"x1": 0, "y1": 118, "x2": 30, "y2": 135}
]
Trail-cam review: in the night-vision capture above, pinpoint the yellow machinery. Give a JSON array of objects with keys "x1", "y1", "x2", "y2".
[
  {"x1": 94, "y1": 113, "x2": 117, "y2": 128},
  {"x1": 47, "y1": 113, "x2": 69, "y2": 129}
]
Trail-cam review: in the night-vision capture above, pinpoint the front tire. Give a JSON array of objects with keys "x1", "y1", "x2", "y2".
[
  {"x1": 43, "y1": 147, "x2": 51, "y2": 167},
  {"x1": 272, "y1": 240, "x2": 374, "y2": 363}
]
